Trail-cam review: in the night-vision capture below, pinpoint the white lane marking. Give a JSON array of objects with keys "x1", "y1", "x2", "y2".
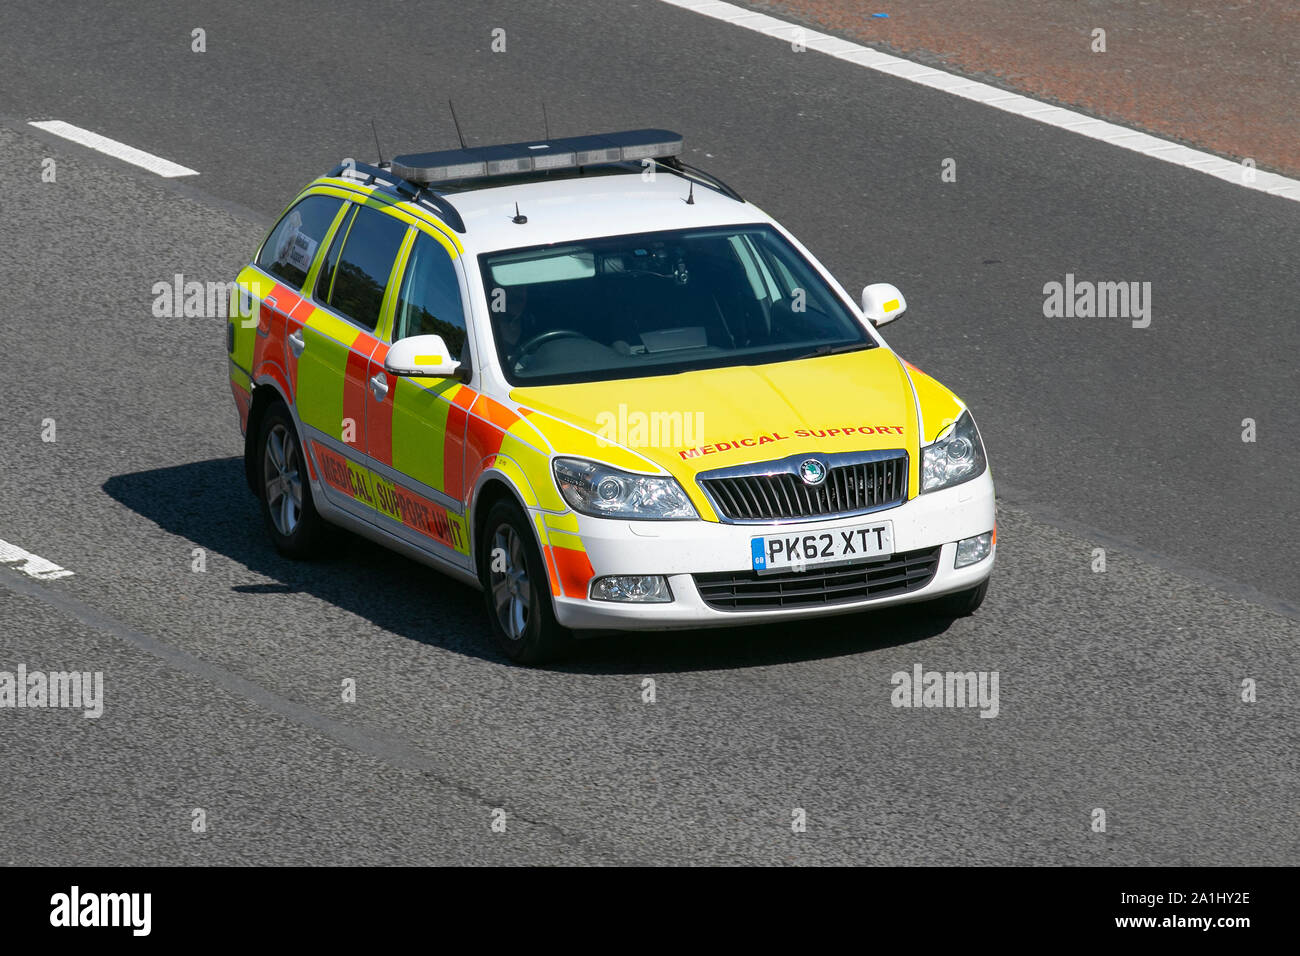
[
  {"x1": 28, "y1": 120, "x2": 199, "y2": 178},
  {"x1": 657, "y1": 0, "x2": 1300, "y2": 203},
  {"x1": 0, "y1": 538, "x2": 75, "y2": 581}
]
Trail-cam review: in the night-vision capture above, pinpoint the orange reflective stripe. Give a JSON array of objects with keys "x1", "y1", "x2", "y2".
[
  {"x1": 253, "y1": 283, "x2": 300, "y2": 392},
  {"x1": 543, "y1": 546, "x2": 562, "y2": 596},
  {"x1": 443, "y1": 386, "x2": 476, "y2": 501},
  {"x1": 551, "y1": 546, "x2": 595, "y2": 599},
  {"x1": 342, "y1": 348, "x2": 372, "y2": 451},
  {"x1": 312, "y1": 442, "x2": 354, "y2": 497},
  {"x1": 285, "y1": 297, "x2": 315, "y2": 397},
  {"x1": 465, "y1": 394, "x2": 517, "y2": 498},
  {"x1": 367, "y1": 343, "x2": 395, "y2": 467}
]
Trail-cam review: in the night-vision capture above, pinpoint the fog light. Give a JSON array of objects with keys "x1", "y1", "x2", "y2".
[
  {"x1": 590, "y1": 575, "x2": 673, "y2": 603},
  {"x1": 955, "y1": 532, "x2": 993, "y2": 568}
]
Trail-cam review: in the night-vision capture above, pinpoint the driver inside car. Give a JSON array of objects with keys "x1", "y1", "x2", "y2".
[{"x1": 495, "y1": 284, "x2": 532, "y2": 370}]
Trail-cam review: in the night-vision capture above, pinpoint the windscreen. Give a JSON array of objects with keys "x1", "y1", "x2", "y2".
[{"x1": 477, "y1": 225, "x2": 872, "y2": 385}]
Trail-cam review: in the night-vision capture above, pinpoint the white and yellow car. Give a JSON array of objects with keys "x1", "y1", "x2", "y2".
[{"x1": 227, "y1": 129, "x2": 995, "y2": 662}]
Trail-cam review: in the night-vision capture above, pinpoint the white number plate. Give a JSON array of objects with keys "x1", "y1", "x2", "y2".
[{"x1": 750, "y1": 521, "x2": 894, "y2": 574}]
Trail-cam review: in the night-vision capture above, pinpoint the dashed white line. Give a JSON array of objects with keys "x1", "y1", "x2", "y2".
[
  {"x1": 0, "y1": 538, "x2": 74, "y2": 581},
  {"x1": 28, "y1": 120, "x2": 198, "y2": 178},
  {"x1": 657, "y1": 0, "x2": 1300, "y2": 203}
]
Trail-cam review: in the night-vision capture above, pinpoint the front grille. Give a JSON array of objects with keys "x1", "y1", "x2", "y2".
[
  {"x1": 694, "y1": 546, "x2": 940, "y2": 611},
  {"x1": 699, "y1": 453, "x2": 907, "y2": 522}
]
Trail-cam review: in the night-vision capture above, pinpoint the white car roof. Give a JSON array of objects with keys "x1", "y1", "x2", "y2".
[{"x1": 445, "y1": 171, "x2": 773, "y2": 255}]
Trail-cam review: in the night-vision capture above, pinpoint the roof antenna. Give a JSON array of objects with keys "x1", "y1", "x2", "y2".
[
  {"x1": 512, "y1": 202, "x2": 528, "y2": 225},
  {"x1": 542, "y1": 101, "x2": 551, "y2": 141},
  {"x1": 685, "y1": 179, "x2": 695, "y2": 205},
  {"x1": 448, "y1": 99, "x2": 468, "y2": 149},
  {"x1": 371, "y1": 119, "x2": 389, "y2": 168}
]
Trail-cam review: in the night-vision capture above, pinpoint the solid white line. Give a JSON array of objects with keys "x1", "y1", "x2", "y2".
[
  {"x1": 0, "y1": 537, "x2": 74, "y2": 581},
  {"x1": 657, "y1": 0, "x2": 1300, "y2": 203},
  {"x1": 28, "y1": 120, "x2": 199, "y2": 178}
]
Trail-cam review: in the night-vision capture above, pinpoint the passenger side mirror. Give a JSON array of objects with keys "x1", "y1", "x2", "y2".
[
  {"x1": 385, "y1": 334, "x2": 463, "y2": 379},
  {"x1": 861, "y1": 283, "x2": 907, "y2": 328}
]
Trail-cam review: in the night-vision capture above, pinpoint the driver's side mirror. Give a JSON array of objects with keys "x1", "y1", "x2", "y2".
[
  {"x1": 385, "y1": 334, "x2": 465, "y2": 380},
  {"x1": 861, "y1": 283, "x2": 907, "y2": 328}
]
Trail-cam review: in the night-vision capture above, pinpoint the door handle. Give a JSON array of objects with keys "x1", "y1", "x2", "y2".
[
  {"x1": 369, "y1": 372, "x2": 389, "y2": 400},
  {"x1": 264, "y1": 296, "x2": 278, "y2": 309},
  {"x1": 288, "y1": 329, "x2": 305, "y2": 357}
]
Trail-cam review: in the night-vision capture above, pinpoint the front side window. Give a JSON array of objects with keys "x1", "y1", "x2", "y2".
[
  {"x1": 478, "y1": 225, "x2": 871, "y2": 386},
  {"x1": 314, "y1": 204, "x2": 408, "y2": 332},
  {"x1": 393, "y1": 232, "x2": 468, "y2": 361},
  {"x1": 257, "y1": 194, "x2": 344, "y2": 290}
]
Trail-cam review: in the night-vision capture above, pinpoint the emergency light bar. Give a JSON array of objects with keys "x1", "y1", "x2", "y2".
[{"x1": 391, "y1": 129, "x2": 684, "y2": 185}]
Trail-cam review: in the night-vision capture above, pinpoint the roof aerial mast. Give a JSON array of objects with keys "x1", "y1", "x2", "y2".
[
  {"x1": 448, "y1": 100, "x2": 468, "y2": 150},
  {"x1": 371, "y1": 119, "x2": 388, "y2": 168}
]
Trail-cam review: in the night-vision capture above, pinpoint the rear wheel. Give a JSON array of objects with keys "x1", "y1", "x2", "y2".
[
  {"x1": 927, "y1": 579, "x2": 989, "y2": 618},
  {"x1": 479, "y1": 499, "x2": 572, "y2": 664},
  {"x1": 257, "y1": 402, "x2": 327, "y2": 558}
]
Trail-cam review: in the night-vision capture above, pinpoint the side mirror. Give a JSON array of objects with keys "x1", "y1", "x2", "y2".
[
  {"x1": 861, "y1": 283, "x2": 907, "y2": 328},
  {"x1": 385, "y1": 334, "x2": 463, "y2": 379}
]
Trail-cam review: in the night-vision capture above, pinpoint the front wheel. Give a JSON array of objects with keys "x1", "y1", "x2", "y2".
[
  {"x1": 257, "y1": 402, "x2": 328, "y2": 558},
  {"x1": 479, "y1": 500, "x2": 573, "y2": 664}
]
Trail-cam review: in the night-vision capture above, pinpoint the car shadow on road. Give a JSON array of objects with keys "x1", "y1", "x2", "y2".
[{"x1": 103, "y1": 457, "x2": 956, "y2": 674}]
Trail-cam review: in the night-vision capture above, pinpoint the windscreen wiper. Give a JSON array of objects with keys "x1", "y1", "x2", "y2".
[{"x1": 798, "y1": 341, "x2": 873, "y2": 359}]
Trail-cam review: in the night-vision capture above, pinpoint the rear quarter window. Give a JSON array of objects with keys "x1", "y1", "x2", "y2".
[{"x1": 257, "y1": 194, "x2": 344, "y2": 290}]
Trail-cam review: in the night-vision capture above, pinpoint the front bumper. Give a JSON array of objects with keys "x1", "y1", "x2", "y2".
[{"x1": 548, "y1": 470, "x2": 996, "y2": 630}]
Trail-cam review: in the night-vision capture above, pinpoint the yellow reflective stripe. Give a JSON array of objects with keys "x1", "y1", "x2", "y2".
[
  {"x1": 346, "y1": 461, "x2": 377, "y2": 507},
  {"x1": 543, "y1": 512, "x2": 580, "y2": 534},
  {"x1": 545, "y1": 529, "x2": 584, "y2": 551},
  {"x1": 305, "y1": 201, "x2": 355, "y2": 297},
  {"x1": 321, "y1": 207, "x2": 359, "y2": 305},
  {"x1": 315, "y1": 178, "x2": 463, "y2": 256},
  {"x1": 228, "y1": 361, "x2": 251, "y2": 390},
  {"x1": 306, "y1": 307, "x2": 361, "y2": 349},
  {"x1": 375, "y1": 226, "x2": 414, "y2": 344},
  {"x1": 311, "y1": 183, "x2": 373, "y2": 202},
  {"x1": 372, "y1": 473, "x2": 401, "y2": 522},
  {"x1": 412, "y1": 218, "x2": 462, "y2": 258},
  {"x1": 390, "y1": 377, "x2": 457, "y2": 492},
  {"x1": 230, "y1": 266, "x2": 262, "y2": 372},
  {"x1": 297, "y1": 307, "x2": 364, "y2": 438},
  {"x1": 447, "y1": 513, "x2": 469, "y2": 555}
]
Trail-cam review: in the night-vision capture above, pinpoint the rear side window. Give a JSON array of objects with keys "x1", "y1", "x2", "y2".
[
  {"x1": 315, "y1": 204, "x2": 408, "y2": 332},
  {"x1": 257, "y1": 195, "x2": 343, "y2": 290},
  {"x1": 393, "y1": 232, "x2": 467, "y2": 358}
]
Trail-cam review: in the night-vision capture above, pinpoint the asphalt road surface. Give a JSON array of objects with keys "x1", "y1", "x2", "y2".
[{"x1": 0, "y1": 0, "x2": 1296, "y2": 865}]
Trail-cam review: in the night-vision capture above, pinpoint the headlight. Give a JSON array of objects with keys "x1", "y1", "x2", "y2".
[
  {"x1": 552, "y1": 458, "x2": 698, "y2": 520},
  {"x1": 921, "y1": 410, "x2": 987, "y2": 493}
]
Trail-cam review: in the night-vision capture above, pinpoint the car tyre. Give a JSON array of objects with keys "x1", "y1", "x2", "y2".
[
  {"x1": 479, "y1": 499, "x2": 573, "y2": 665},
  {"x1": 257, "y1": 401, "x2": 328, "y2": 558},
  {"x1": 927, "y1": 579, "x2": 989, "y2": 618}
]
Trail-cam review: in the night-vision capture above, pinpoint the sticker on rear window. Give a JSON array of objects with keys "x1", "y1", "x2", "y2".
[{"x1": 286, "y1": 232, "x2": 318, "y2": 273}]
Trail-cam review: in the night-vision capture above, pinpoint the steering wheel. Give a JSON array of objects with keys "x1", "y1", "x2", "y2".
[{"x1": 515, "y1": 329, "x2": 586, "y2": 358}]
